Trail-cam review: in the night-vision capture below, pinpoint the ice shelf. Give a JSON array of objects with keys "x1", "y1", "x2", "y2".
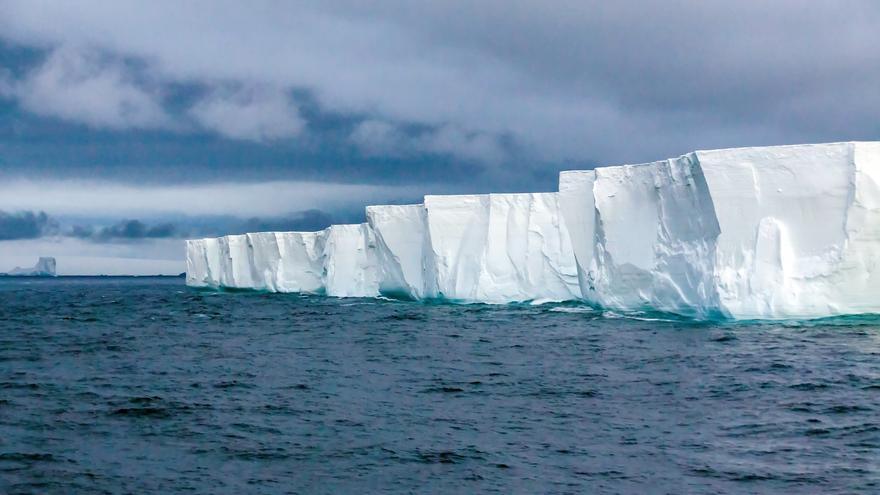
[{"x1": 185, "y1": 141, "x2": 880, "y2": 320}]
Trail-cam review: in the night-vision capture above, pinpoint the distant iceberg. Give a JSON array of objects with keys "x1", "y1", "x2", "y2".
[
  {"x1": 186, "y1": 142, "x2": 880, "y2": 320},
  {"x1": 2, "y1": 257, "x2": 57, "y2": 277}
]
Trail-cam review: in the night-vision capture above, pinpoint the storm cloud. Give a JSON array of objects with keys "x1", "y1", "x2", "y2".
[
  {"x1": 0, "y1": 209, "x2": 58, "y2": 240},
  {"x1": 19, "y1": 210, "x2": 340, "y2": 243},
  {"x1": 70, "y1": 219, "x2": 177, "y2": 242},
  {"x1": 0, "y1": 0, "x2": 877, "y2": 183}
]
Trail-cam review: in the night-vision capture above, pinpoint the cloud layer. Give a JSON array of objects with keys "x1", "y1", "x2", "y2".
[
  {"x1": 6, "y1": 46, "x2": 170, "y2": 130},
  {"x1": 0, "y1": 210, "x2": 58, "y2": 240},
  {"x1": 188, "y1": 85, "x2": 305, "y2": 142},
  {"x1": 2, "y1": 0, "x2": 877, "y2": 170},
  {"x1": 0, "y1": 208, "x2": 341, "y2": 245},
  {"x1": 0, "y1": 178, "x2": 425, "y2": 217},
  {"x1": 1, "y1": 2, "x2": 878, "y2": 275}
]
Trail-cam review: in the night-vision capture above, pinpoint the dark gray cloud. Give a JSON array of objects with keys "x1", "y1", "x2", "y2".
[
  {"x1": 234, "y1": 209, "x2": 334, "y2": 235},
  {"x1": 0, "y1": 209, "x2": 58, "y2": 240},
  {"x1": 0, "y1": 0, "x2": 877, "y2": 191},
  {"x1": 70, "y1": 219, "x2": 177, "y2": 242},
  {"x1": 66, "y1": 210, "x2": 340, "y2": 242}
]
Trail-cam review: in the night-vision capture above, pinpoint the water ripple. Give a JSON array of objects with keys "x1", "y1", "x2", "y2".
[{"x1": 1, "y1": 277, "x2": 879, "y2": 494}]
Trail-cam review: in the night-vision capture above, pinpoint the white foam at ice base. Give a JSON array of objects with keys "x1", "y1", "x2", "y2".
[
  {"x1": 424, "y1": 192, "x2": 580, "y2": 303},
  {"x1": 366, "y1": 204, "x2": 436, "y2": 299},
  {"x1": 323, "y1": 223, "x2": 381, "y2": 298}
]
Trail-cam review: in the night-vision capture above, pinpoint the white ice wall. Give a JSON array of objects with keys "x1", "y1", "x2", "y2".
[
  {"x1": 185, "y1": 239, "x2": 209, "y2": 287},
  {"x1": 247, "y1": 232, "x2": 281, "y2": 291},
  {"x1": 217, "y1": 234, "x2": 258, "y2": 289},
  {"x1": 366, "y1": 204, "x2": 436, "y2": 299},
  {"x1": 559, "y1": 141, "x2": 880, "y2": 319},
  {"x1": 558, "y1": 170, "x2": 598, "y2": 302},
  {"x1": 323, "y1": 224, "x2": 381, "y2": 298},
  {"x1": 424, "y1": 192, "x2": 580, "y2": 303},
  {"x1": 185, "y1": 141, "x2": 880, "y2": 320},
  {"x1": 697, "y1": 142, "x2": 880, "y2": 318},
  {"x1": 592, "y1": 155, "x2": 721, "y2": 317},
  {"x1": 276, "y1": 231, "x2": 326, "y2": 294},
  {"x1": 185, "y1": 231, "x2": 329, "y2": 293}
]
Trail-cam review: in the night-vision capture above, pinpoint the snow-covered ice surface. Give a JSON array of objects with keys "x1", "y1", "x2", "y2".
[{"x1": 186, "y1": 141, "x2": 880, "y2": 320}]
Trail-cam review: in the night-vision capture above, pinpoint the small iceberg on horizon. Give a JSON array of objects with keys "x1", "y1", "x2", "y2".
[{"x1": 2, "y1": 257, "x2": 57, "y2": 277}]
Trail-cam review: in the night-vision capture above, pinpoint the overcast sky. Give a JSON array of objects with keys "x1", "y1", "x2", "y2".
[{"x1": 1, "y1": 1, "x2": 879, "y2": 274}]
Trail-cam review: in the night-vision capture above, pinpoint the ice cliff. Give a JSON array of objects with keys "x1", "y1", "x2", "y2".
[{"x1": 186, "y1": 141, "x2": 880, "y2": 320}]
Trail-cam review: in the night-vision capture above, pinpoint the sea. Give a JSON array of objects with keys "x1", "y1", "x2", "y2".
[{"x1": 0, "y1": 277, "x2": 878, "y2": 494}]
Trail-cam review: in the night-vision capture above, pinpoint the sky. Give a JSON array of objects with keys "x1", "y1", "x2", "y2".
[{"x1": 1, "y1": 1, "x2": 879, "y2": 274}]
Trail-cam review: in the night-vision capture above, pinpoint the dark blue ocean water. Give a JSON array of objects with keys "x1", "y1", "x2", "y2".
[{"x1": 0, "y1": 277, "x2": 878, "y2": 494}]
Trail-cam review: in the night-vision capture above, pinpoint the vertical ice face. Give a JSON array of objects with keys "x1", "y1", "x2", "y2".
[
  {"x1": 184, "y1": 236, "x2": 223, "y2": 288},
  {"x1": 323, "y1": 224, "x2": 381, "y2": 297},
  {"x1": 202, "y1": 237, "x2": 222, "y2": 288},
  {"x1": 424, "y1": 193, "x2": 580, "y2": 303},
  {"x1": 592, "y1": 156, "x2": 722, "y2": 316},
  {"x1": 697, "y1": 142, "x2": 880, "y2": 318},
  {"x1": 424, "y1": 194, "x2": 490, "y2": 301},
  {"x1": 217, "y1": 234, "x2": 258, "y2": 289},
  {"x1": 366, "y1": 204, "x2": 437, "y2": 299},
  {"x1": 185, "y1": 239, "x2": 209, "y2": 287},
  {"x1": 839, "y1": 142, "x2": 880, "y2": 315},
  {"x1": 560, "y1": 157, "x2": 722, "y2": 316},
  {"x1": 558, "y1": 142, "x2": 880, "y2": 318},
  {"x1": 188, "y1": 231, "x2": 327, "y2": 292},
  {"x1": 481, "y1": 193, "x2": 580, "y2": 303},
  {"x1": 275, "y1": 231, "x2": 327, "y2": 293},
  {"x1": 558, "y1": 170, "x2": 598, "y2": 302},
  {"x1": 247, "y1": 232, "x2": 282, "y2": 291}
]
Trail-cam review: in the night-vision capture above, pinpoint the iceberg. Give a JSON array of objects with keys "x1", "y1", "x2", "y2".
[
  {"x1": 185, "y1": 141, "x2": 880, "y2": 320},
  {"x1": 2, "y1": 257, "x2": 57, "y2": 277}
]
